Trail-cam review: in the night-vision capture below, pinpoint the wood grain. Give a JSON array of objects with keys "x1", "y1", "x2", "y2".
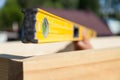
[{"x1": 23, "y1": 47, "x2": 120, "y2": 80}]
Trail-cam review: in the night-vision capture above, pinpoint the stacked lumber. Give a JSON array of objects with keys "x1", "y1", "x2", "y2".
[{"x1": 0, "y1": 47, "x2": 120, "y2": 80}]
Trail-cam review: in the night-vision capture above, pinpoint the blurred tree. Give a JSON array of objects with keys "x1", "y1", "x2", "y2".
[
  {"x1": 17, "y1": 0, "x2": 63, "y2": 9},
  {"x1": 78, "y1": 0, "x2": 100, "y2": 14},
  {"x1": 17, "y1": 0, "x2": 27, "y2": 8},
  {"x1": 17, "y1": 0, "x2": 79, "y2": 9},
  {"x1": 42, "y1": 0, "x2": 100, "y2": 10},
  {"x1": 100, "y1": 0, "x2": 120, "y2": 20},
  {"x1": 0, "y1": 0, "x2": 22, "y2": 30},
  {"x1": 17, "y1": 0, "x2": 100, "y2": 13},
  {"x1": 42, "y1": 0, "x2": 63, "y2": 8},
  {"x1": 112, "y1": 0, "x2": 120, "y2": 20},
  {"x1": 61, "y1": 0, "x2": 79, "y2": 9}
]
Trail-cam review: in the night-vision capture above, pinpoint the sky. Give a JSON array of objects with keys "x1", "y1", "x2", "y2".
[
  {"x1": 0, "y1": 0, "x2": 6, "y2": 9},
  {"x1": 99, "y1": 0, "x2": 106, "y2": 6}
]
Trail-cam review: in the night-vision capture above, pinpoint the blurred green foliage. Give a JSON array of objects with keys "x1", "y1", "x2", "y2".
[
  {"x1": 78, "y1": 0, "x2": 100, "y2": 14},
  {"x1": 0, "y1": 0, "x2": 22, "y2": 30},
  {"x1": 17, "y1": 0, "x2": 80, "y2": 9},
  {"x1": 0, "y1": 0, "x2": 100, "y2": 31}
]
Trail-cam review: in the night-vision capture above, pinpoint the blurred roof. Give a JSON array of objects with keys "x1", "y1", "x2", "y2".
[{"x1": 42, "y1": 8, "x2": 113, "y2": 36}]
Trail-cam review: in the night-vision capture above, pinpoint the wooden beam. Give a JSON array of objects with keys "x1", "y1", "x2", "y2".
[
  {"x1": 0, "y1": 41, "x2": 73, "y2": 56},
  {"x1": 0, "y1": 58, "x2": 9, "y2": 80},
  {"x1": 0, "y1": 47, "x2": 120, "y2": 80},
  {"x1": 0, "y1": 37, "x2": 120, "y2": 56},
  {"x1": 90, "y1": 36, "x2": 120, "y2": 49},
  {"x1": 0, "y1": 57, "x2": 23, "y2": 80},
  {"x1": 23, "y1": 47, "x2": 120, "y2": 80}
]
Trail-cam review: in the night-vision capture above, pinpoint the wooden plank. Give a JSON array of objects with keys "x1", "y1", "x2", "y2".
[
  {"x1": 0, "y1": 47, "x2": 120, "y2": 80},
  {"x1": 8, "y1": 60, "x2": 23, "y2": 80},
  {"x1": 0, "y1": 58, "x2": 9, "y2": 80},
  {"x1": 0, "y1": 37, "x2": 120, "y2": 56},
  {"x1": 0, "y1": 57, "x2": 23, "y2": 80},
  {"x1": 23, "y1": 47, "x2": 120, "y2": 80},
  {"x1": 0, "y1": 41, "x2": 73, "y2": 56},
  {"x1": 90, "y1": 36, "x2": 120, "y2": 49}
]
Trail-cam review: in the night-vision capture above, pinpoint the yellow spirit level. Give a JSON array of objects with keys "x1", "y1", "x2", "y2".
[{"x1": 22, "y1": 8, "x2": 96, "y2": 43}]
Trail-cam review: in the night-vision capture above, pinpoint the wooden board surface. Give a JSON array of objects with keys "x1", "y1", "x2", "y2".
[
  {"x1": 0, "y1": 36, "x2": 120, "y2": 57},
  {"x1": 0, "y1": 58, "x2": 9, "y2": 80},
  {"x1": 0, "y1": 41, "x2": 73, "y2": 56},
  {"x1": 0, "y1": 47, "x2": 120, "y2": 80},
  {"x1": 90, "y1": 36, "x2": 120, "y2": 49},
  {"x1": 23, "y1": 47, "x2": 120, "y2": 80}
]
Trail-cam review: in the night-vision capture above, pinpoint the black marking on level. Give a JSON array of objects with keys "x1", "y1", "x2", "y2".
[
  {"x1": 21, "y1": 8, "x2": 38, "y2": 43},
  {"x1": 73, "y1": 26, "x2": 79, "y2": 38}
]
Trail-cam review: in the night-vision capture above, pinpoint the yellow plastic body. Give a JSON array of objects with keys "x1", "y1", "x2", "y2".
[{"x1": 34, "y1": 8, "x2": 96, "y2": 43}]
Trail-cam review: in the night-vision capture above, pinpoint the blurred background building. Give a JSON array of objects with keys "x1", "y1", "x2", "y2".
[{"x1": 0, "y1": 0, "x2": 120, "y2": 42}]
